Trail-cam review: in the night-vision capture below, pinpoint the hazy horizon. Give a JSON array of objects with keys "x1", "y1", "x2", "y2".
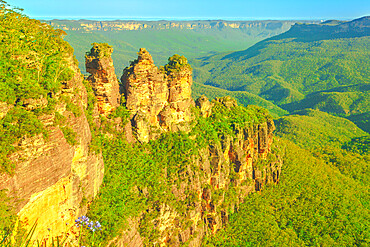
[
  {"x1": 6, "y1": 0, "x2": 369, "y2": 21},
  {"x1": 36, "y1": 16, "x2": 329, "y2": 21}
]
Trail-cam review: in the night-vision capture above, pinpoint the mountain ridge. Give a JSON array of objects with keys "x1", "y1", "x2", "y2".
[
  {"x1": 193, "y1": 16, "x2": 369, "y2": 109},
  {"x1": 44, "y1": 19, "x2": 318, "y2": 32}
]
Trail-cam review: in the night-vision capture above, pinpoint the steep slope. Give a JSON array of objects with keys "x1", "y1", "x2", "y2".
[
  {"x1": 204, "y1": 138, "x2": 370, "y2": 246},
  {"x1": 0, "y1": 5, "x2": 108, "y2": 241},
  {"x1": 88, "y1": 97, "x2": 281, "y2": 246},
  {"x1": 195, "y1": 16, "x2": 370, "y2": 106},
  {"x1": 83, "y1": 50, "x2": 282, "y2": 246},
  {"x1": 85, "y1": 43, "x2": 121, "y2": 116},
  {"x1": 3, "y1": 3, "x2": 368, "y2": 246},
  {"x1": 205, "y1": 108, "x2": 370, "y2": 246},
  {"x1": 0, "y1": 7, "x2": 284, "y2": 244},
  {"x1": 121, "y1": 49, "x2": 193, "y2": 142}
]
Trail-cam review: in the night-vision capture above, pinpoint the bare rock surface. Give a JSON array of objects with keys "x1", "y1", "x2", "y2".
[
  {"x1": 121, "y1": 48, "x2": 194, "y2": 142},
  {"x1": 86, "y1": 43, "x2": 121, "y2": 116}
]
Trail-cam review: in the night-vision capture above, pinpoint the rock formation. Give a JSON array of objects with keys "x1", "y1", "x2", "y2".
[
  {"x1": 0, "y1": 37, "x2": 281, "y2": 245},
  {"x1": 155, "y1": 97, "x2": 280, "y2": 246},
  {"x1": 121, "y1": 48, "x2": 193, "y2": 142},
  {"x1": 109, "y1": 96, "x2": 281, "y2": 246},
  {"x1": 195, "y1": 95, "x2": 212, "y2": 117},
  {"x1": 0, "y1": 53, "x2": 104, "y2": 241},
  {"x1": 86, "y1": 43, "x2": 121, "y2": 116}
]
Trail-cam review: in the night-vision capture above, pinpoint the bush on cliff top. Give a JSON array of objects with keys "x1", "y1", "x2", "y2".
[
  {"x1": 85, "y1": 42, "x2": 113, "y2": 59},
  {"x1": 164, "y1": 54, "x2": 192, "y2": 74},
  {"x1": 0, "y1": 2, "x2": 74, "y2": 103}
]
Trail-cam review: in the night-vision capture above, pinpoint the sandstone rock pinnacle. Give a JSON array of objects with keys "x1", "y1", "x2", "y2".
[
  {"x1": 121, "y1": 48, "x2": 194, "y2": 142},
  {"x1": 86, "y1": 43, "x2": 121, "y2": 116}
]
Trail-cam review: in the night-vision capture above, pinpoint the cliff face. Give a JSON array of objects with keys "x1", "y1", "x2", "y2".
[
  {"x1": 46, "y1": 20, "x2": 313, "y2": 32},
  {"x1": 1, "y1": 34, "x2": 281, "y2": 245},
  {"x1": 121, "y1": 48, "x2": 193, "y2": 142},
  {"x1": 0, "y1": 54, "x2": 104, "y2": 240},
  {"x1": 108, "y1": 95, "x2": 281, "y2": 246}
]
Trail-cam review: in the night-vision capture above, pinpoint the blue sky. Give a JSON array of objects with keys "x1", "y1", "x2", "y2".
[{"x1": 5, "y1": 0, "x2": 370, "y2": 20}]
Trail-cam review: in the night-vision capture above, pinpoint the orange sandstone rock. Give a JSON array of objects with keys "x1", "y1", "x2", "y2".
[
  {"x1": 86, "y1": 43, "x2": 121, "y2": 116},
  {"x1": 121, "y1": 48, "x2": 194, "y2": 142}
]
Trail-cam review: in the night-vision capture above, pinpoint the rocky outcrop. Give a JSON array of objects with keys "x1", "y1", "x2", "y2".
[
  {"x1": 161, "y1": 54, "x2": 194, "y2": 131},
  {"x1": 153, "y1": 97, "x2": 280, "y2": 246},
  {"x1": 0, "y1": 37, "x2": 281, "y2": 246},
  {"x1": 121, "y1": 48, "x2": 193, "y2": 142},
  {"x1": 86, "y1": 43, "x2": 120, "y2": 116},
  {"x1": 0, "y1": 102, "x2": 13, "y2": 119},
  {"x1": 113, "y1": 96, "x2": 281, "y2": 246},
  {"x1": 0, "y1": 54, "x2": 104, "y2": 241},
  {"x1": 195, "y1": 95, "x2": 212, "y2": 117}
]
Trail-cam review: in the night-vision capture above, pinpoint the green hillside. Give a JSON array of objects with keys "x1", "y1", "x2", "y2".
[
  {"x1": 44, "y1": 19, "x2": 304, "y2": 75},
  {"x1": 274, "y1": 109, "x2": 367, "y2": 149},
  {"x1": 1, "y1": 1, "x2": 369, "y2": 245},
  {"x1": 348, "y1": 112, "x2": 370, "y2": 133},
  {"x1": 194, "y1": 17, "x2": 370, "y2": 106},
  {"x1": 274, "y1": 109, "x2": 369, "y2": 184},
  {"x1": 282, "y1": 83, "x2": 370, "y2": 117},
  {"x1": 192, "y1": 83, "x2": 288, "y2": 117},
  {"x1": 204, "y1": 138, "x2": 370, "y2": 246},
  {"x1": 205, "y1": 108, "x2": 370, "y2": 246}
]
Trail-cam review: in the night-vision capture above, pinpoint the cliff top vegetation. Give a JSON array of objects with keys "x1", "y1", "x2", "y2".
[
  {"x1": 164, "y1": 54, "x2": 192, "y2": 74},
  {"x1": 85, "y1": 42, "x2": 113, "y2": 59}
]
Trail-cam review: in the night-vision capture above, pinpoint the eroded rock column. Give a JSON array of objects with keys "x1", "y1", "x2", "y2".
[
  {"x1": 121, "y1": 48, "x2": 194, "y2": 142},
  {"x1": 86, "y1": 43, "x2": 120, "y2": 116}
]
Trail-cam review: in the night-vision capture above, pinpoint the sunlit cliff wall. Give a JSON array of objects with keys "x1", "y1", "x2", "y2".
[{"x1": 0, "y1": 54, "x2": 105, "y2": 241}]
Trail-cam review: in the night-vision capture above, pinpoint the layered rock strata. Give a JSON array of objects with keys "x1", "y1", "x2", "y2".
[
  {"x1": 121, "y1": 48, "x2": 193, "y2": 142},
  {"x1": 110, "y1": 96, "x2": 281, "y2": 246},
  {"x1": 86, "y1": 43, "x2": 121, "y2": 116},
  {"x1": 155, "y1": 97, "x2": 280, "y2": 246},
  {"x1": 0, "y1": 54, "x2": 104, "y2": 241}
]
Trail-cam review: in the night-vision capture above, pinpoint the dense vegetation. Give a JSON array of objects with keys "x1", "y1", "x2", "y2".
[
  {"x1": 193, "y1": 18, "x2": 369, "y2": 106},
  {"x1": 205, "y1": 109, "x2": 370, "y2": 246},
  {"x1": 274, "y1": 109, "x2": 366, "y2": 149},
  {"x1": 0, "y1": 1, "x2": 80, "y2": 234},
  {"x1": 0, "y1": 2, "x2": 79, "y2": 173},
  {"x1": 196, "y1": 36, "x2": 369, "y2": 104},
  {"x1": 274, "y1": 109, "x2": 369, "y2": 184},
  {"x1": 348, "y1": 111, "x2": 370, "y2": 133},
  {"x1": 282, "y1": 83, "x2": 370, "y2": 118},
  {"x1": 44, "y1": 19, "x2": 301, "y2": 74},
  {"x1": 204, "y1": 138, "x2": 370, "y2": 246},
  {"x1": 1, "y1": 2, "x2": 369, "y2": 246},
  {"x1": 85, "y1": 99, "x2": 272, "y2": 245}
]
